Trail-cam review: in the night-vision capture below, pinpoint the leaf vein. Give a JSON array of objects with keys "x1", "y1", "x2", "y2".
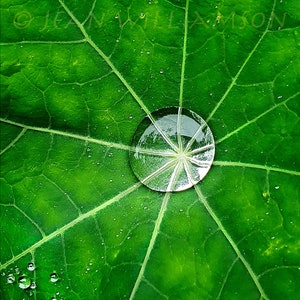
[
  {"x1": 215, "y1": 91, "x2": 300, "y2": 144},
  {"x1": 0, "y1": 182, "x2": 141, "y2": 270},
  {"x1": 194, "y1": 185, "x2": 270, "y2": 300},
  {"x1": 213, "y1": 160, "x2": 300, "y2": 176},
  {"x1": 206, "y1": 0, "x2": 277, "y2": 123}
]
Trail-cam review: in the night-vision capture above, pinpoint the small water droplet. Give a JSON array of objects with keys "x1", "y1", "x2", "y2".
[
  {"x1": 50, "y1": 273, "x2": 59, "y2": 283},
  {"x1": 127, "y1": 236, "x2": 131, "y2": 240},
  {"x1": 27, "y1": 262, "x2": 35, "y2": 271},
  {"x1": 30, "y1": 282, "x2": 37, "y2": 289},
  {"x1": 146, "y1": 50, "x2": 151, "y2": 55},
  {"x1": 139, "y1": 13, "x2": 145, "y2": 19},
  {"x1": 15, "y1": 266, "x2": 20, "y2": 274},
  {"x1": 18, "y1": 275, "x2": 31, "y2": 289},
  {"x1": 7, "y1": 274, "x2": 15, "y2": 284},
  {"x1": 274, "y1": 185, "x2": 280, "y2": 190},
  {"x1": 129, "y1": 114, "x2": 133, "y2": 119},
  {"x1": 116, "y1": 38, "x2": 120, "y2": 43},
  {"x1": 159, "y1": 69, "x2": 164, "y2": 74}
]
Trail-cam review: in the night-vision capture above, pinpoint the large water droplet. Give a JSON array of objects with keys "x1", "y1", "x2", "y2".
[
  {"x1": 18, "y1": 275, "x2": 31, "y2": 289},
  {"x1": 129, "y1": 107, "x2": 215, "y2": 192}
]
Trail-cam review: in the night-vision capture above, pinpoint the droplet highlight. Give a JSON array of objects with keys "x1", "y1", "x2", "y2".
[
  {"x1": 50, "y1": 272, "x2": 59, "y2": 283},
  {"x1": 18, "y1": 275, "x2": 31, "y2": 289},
  {"x1": 7, "y1": 274, "x2": 15, "y2": 284},
  {"x1": 27, "y1": 262, "x2": 35, "y2": 271},
  {"x1": 129, "y1": 107, "x2": 215, "y2": 192}
]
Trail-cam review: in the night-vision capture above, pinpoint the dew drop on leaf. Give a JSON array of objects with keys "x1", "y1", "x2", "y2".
[
  {"x1": 30, "y1": 281, "x2": 37, "y2": 289},
  {"x1": 27, "y1": 262, "x2": 35, "y2": 271},
  {"x1": 129, "y1": 107, "x2": 215, "y2": 192},
  {"x1": 7, "y1": 273, "x2": 15, "y2": 284},
  {"x1": 50, "y1": 272, "x2": 59, "y2": 283},
  {"x1": 18, "y1": 275, "x2": 31, "y2": 289}
]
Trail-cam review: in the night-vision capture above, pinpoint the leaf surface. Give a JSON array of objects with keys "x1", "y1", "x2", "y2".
[{"x1": 1, "y1": 0, "x2": 300, "y2": 299}]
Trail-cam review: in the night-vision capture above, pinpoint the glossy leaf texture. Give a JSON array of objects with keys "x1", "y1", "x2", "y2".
[{"x1": 0, "y1": 0, "x2": 300, "y2": 299}]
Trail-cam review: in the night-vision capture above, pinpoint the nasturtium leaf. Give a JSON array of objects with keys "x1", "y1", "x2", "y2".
[{"x1": 0, "y1": 0, "x2": 299, "y2": 299}]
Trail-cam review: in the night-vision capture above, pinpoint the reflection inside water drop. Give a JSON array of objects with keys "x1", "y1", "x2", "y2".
[
  {"x1": 7, "y1": 274, "x2": 15, "y2": 284},
  {"x1": 50, "y1": 272, "x2": 59, "y2": 283},
  {"x1": 129, "y1": 107, "x2": 215, "y2": 192},
  {"x1": 27, "y1": 262, "x2": 35, "y2": 271},
  {"x1": 18, "y1": 275, "x2": 31, "y2": 289}
]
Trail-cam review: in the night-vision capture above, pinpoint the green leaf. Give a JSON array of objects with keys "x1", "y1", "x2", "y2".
[{"x1": 1, "y1": 0, "x2": 299, "y2": 299}]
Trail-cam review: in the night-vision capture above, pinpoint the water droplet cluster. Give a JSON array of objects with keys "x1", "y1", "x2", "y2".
[
  {"x1": 2, "y1": 262, "x2": 64, "y2": 298},
  {"x1": 130, "y1": 107, "x2": 215, "y2": 192}
]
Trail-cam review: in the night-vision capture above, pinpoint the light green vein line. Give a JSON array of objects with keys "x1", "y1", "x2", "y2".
[
  {"x1": 0, "y1": 117, "x2": 132, "y2": 152},
  {"x1": 177, "y1": 0, "x2": 190, "y2": 152},
  {"x1": 0, "y1": 128, "x2": 27, "y2": 156},
  {"x1": 216, "y1": 91, "x2": 300, "y2": 145},
  {"x1": 194, "y1": 185, "x2": 270, "y2": 300},
  {"x1": 213, "y1": 160, "x2": 300, "y2": 176},
  {"x1": 0, "y1": 204, "x2": 45, "y2": 238},
  {"x1": 42, "y1": 175, "x2": 83, "y2": 215},
  {"x1": 57, "y1": 0, "x2": 179, "y2": 153},
  {"x1": 143, "y1": 278, "x2": 168, "y2": 299},
  {"x1": 179, "y1": 0, "x2": 189, "y2": 108},
  {"x1": 142, "y1": 159, "x2": 177, "y2": 185},
  {"x1": 205, "y1": 0, "x2": 277, "y2": 123},
  {"x1": 129, "y1": 192, "x2": 171, "y2": 300},
  {"x1": 216, "y1": 257, "x2": 239, "y2": 300},
  {"x1": 0, "y1": 182, "x2": 141, "y2": 271},
  {"x1": 0, "y1": 118, "x2": 179, "y2": 157},
  {"x1": 258, "y1": 265, "x2": 300, "y2": 278},
  {"x1": 0, "y1": 39, "x2": 87, "y2": 46}
]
